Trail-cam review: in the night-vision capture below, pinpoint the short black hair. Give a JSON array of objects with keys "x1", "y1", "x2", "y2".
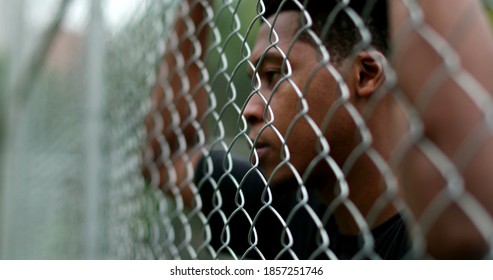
[{"x1": 262, "y1": 0, "x2": 389, "y2": 61}]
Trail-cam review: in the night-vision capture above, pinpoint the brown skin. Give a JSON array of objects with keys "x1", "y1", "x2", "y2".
[
  {"x1": 143, "y1": 0, "x2": 209, "y2": 209},
  {"x1": 244, "y1": 11, "x2": 399, "y2": 235},
  {"x1": 390, "y1": 0, "x2": 493, "y2": 258}
]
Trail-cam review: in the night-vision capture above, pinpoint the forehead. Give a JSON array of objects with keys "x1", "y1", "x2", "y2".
[{"x1": 251, "y1": 11, "x2": 303, "y2": 62}]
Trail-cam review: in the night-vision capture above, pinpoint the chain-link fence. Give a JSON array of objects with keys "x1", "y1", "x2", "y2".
[{"x1": 2, "y1": 0, "x2": 493, "y2": 260}]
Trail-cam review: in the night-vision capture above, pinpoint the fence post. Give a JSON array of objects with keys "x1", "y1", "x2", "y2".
[{"x1": 85, "y1": 0, "x2": 106, "y2": 259}]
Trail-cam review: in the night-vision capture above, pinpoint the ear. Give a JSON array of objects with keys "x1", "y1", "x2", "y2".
[{"x1": 353, "y1": 51, "x2": 386, "y2": 97}]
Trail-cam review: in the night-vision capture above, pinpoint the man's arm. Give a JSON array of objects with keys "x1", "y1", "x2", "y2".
[
  {"x1": 142, "y1": 0, "x2": 210, "y2": 209},
  {"x1": 389, "y1": 0, "x2": 493, "y2": 258}
]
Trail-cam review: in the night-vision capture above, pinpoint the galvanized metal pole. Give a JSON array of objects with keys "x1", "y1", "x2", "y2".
[
  {"x1": 85, "y1": 0, "x2": 106, "y2": 259},
  {"x1": 0, "y1": 0, "x2": 25, "y2": 259}
]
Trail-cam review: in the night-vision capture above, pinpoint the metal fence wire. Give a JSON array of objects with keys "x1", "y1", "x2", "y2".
[{"x1": 2, "y1": 0, "x2": 493, "y2": 260}]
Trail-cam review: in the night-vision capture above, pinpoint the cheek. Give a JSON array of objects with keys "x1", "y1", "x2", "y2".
[
  {"x1": 287, "y1": 121, "x2": 321, "y2": 160},
  {"x1": 265, "y1": 69, "x2": 348, "y2": 170},
  {"x1": 278, "y1": 106, "x2": 325, "y2": 171},
  {"x1": 323, "y1": 106, "x2": 359, "y2": 164},
  {"x1": 269, "y1": 86, "x2": 300, "y2": 132},
  {"x1": 300, "y1": 75, "x2": 358, "y2": 164}
]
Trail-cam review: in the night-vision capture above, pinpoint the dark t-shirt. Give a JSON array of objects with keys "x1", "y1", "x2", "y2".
[{"x1": 195, "y1": 151, "x2": 411, "y2": 259}]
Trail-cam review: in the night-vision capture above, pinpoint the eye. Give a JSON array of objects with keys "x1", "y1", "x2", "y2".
[{"x1": 263, "y1": 69, "x2": 281, "y2": 88}]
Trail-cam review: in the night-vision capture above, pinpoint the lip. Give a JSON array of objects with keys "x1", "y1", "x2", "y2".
[{"x1": 252, "y1": 142, "x2": 269, "y2": 163}]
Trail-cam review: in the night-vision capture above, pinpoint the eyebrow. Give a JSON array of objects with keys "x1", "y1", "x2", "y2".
[{"x1": 247, "y1": 50, "x2": 285, "y2": 78}]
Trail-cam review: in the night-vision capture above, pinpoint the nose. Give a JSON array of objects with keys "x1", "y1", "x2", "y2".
[{"x1": 243, "y1": 92, "x2": 266, "y2": 129}]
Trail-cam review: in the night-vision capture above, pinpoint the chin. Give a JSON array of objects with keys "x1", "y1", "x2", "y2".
[{"x1": 261, "y1": 165, "x2": 301, "y2": 191}]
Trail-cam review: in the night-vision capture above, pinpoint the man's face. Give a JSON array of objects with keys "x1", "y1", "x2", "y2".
[{"x1": 245, "y1": 11, "x2": 358, "y2": 188}]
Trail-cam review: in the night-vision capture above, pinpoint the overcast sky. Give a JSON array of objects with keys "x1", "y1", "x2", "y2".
[{"x1": 27, "y1": 0, "x2": 145, "y2": 32}]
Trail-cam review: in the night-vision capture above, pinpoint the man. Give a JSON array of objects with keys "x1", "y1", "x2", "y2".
[
  {"x1": 143, "y1": 0, "x2": 493, "y2": 259},
  {"x1": 241, "y1": 0, "x2": 409, "y2": 259}
]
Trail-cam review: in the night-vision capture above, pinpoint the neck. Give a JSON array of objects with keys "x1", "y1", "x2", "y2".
[{"x1": 313, "y1": 154, "x2": 399, "y2": 235}]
